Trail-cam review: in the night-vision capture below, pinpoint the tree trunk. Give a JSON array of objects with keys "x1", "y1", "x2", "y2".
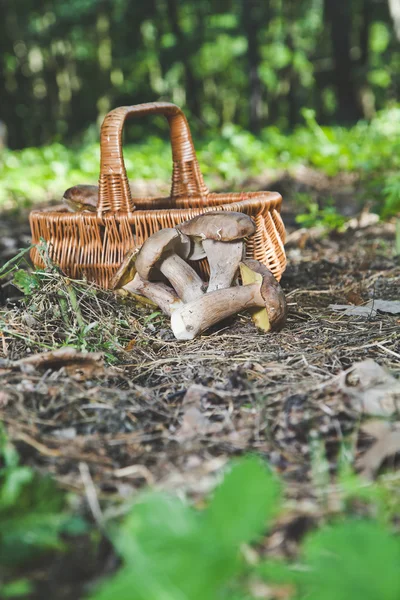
[
  {"x1": 360, "y1": 0, "x2": 372, "y2": 66},
  {"x1": 242, "y1": 0, "x2": 264, "y2": 133},
  {"x1": 324, "y1": 0, "x2": 363, "y2": 123},
  {"x1": 166, "y1": 0, "x2": 201, "y2": 118},
  {"x1": 388, "y1": 0, "x2": 400, "y2": 40}
]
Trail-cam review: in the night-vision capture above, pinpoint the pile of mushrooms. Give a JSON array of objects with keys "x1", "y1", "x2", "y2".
[{"x1": 110, "y1": 212, "x2": 287, "y2": 340}]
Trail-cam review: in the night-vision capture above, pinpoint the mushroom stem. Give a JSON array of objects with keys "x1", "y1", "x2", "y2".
[
  {"x1": 159, "y1": 254, "x2": 205, "y2": 302},
  {"x1": 203, "y1": 239, "x2": 244, "y2": 292},
  {"x1": 171, "y1": 283, "x2": 263, "y2": 340},
  {"x1": 124, "y1": 274, "x2": 183, "y2": 316}
]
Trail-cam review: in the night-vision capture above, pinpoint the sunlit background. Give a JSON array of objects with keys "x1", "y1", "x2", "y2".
[
  {"x1": 1, "y1": 0, "x2": 400, "y2": 217},
  {"x1": 2, "y1": 0, "x2": 400, "y2": 147}
]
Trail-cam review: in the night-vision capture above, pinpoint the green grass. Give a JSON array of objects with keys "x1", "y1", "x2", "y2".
[{"x1": 2, "y1": 107, "x2": 400, "y2": 218}]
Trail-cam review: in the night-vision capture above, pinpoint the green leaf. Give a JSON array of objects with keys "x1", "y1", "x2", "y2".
[
  {"x1": 261, "y1": 520, "x2": 400, "y2": 600},
  {"x1": 0, "y1": 578, "x2": 32, "y2": 598},
  {"x1": 299, "y1": 520, "x2": 400, "y2": 600},
  {"x1": 0, "y1": 247, "x2": 33, "y2": 279},
  {"x1": 204, "y1": 456, "x2": 281, "y2": 547},
  {"x1": 90, "y1": 458, "x2": 280, "y2": 600},
  {"x1": 0, "y1": 513, "x2": 67, "y2": 565},
  {"x1": 0, "y1": 466, "x2": 34, "y2": 509},
  {"x1": 0, "y1": 430, "x2": 86, "y2": 567},
  {"x1": 12, "y1": 270, "x2": 41, "y2": 295},
  {"x1": 114, "y1": 492, "x2": 199, "y2": 564}
]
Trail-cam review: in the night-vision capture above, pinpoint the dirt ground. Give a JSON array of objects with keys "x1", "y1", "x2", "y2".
[{"x1": 0, "y1": 184, "x2": 399, "y2": 596}]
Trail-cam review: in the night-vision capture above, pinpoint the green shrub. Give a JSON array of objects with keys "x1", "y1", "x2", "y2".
[
  {"x1": 88, "y1": 457, "x2": 281, "y2": 600},
  {"x1": 1, "y1": 427, "x2": 399, "y2": 600},
  {"x1": 261, "y1": 521, "x2": 400, "y2": 600},
  {"x1": 88, "y1": 455, "x2": 400, "y2": 600},
  {"x1": 0, "y1": 426, "x2": 86, "y2": 593},
  {"x1": 2, "y1": 107, "x2": 400, "y2": 220}
]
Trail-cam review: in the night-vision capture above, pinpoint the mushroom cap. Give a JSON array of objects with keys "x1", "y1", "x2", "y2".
[
  {"x1": 240, "y1": 259, "x2": 287, "y2": 331},
  {"x1": 135, "y1": 228, "x2": 191, "y2": 280},
  {"x1": 177, "y1": 211, "x2": 256, "y2": 243},
  {"x1": 63, "y1": 185, "x2": 99, "y2": 212},
  {"x1": 110, "y1": 247, "x2": 139, "y2": 289}
]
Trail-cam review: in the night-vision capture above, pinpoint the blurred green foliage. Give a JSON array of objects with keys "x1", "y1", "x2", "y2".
[
  {"x1": 88, "y1": 455, "x2": 400, "y2": 600},
  {"x1": 2, "y1": 106, "x2": 400, "y2": 218},
  {"x1": 1, "y1": 0, "x2": 400, "y2": 149},
  {"x1": 260, "y1": 521, "x2": 400, "y2": 600},
  {"x1": 89, "y1": 457, "x2": 281, "y2": 600},
  {"x1": 1, "y1": 429, "x2": 399, "y2": 599},
  {"x1": 0, "y1": 425, "x2": 86, "y2": 594}
]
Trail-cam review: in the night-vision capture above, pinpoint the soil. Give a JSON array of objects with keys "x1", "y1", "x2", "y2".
[{"x1": 0, "y1": 179, "x2": 399, "y2": 598}]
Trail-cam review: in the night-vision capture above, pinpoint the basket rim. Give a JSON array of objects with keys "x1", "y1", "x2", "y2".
[{"x1": 30, "y1": 190, "x2": 283, "y2": 218}]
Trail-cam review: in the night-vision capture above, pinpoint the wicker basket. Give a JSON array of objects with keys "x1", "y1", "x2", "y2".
[{"x1": 30, "y1": 102, "x2": 286, "y2": 288}]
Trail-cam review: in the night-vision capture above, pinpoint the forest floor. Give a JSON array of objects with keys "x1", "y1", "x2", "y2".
[{"x1": 0, "y1": 174, "x2": 399, "y2": 597}]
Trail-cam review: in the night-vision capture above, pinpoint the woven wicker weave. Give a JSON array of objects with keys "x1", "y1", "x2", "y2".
[{"x1": 30, "y1": 102, "x2": 286, "y2": 288}]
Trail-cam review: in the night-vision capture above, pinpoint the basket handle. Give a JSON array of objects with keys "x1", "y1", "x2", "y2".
[{"x1": 98, "y1": 102, "x2": 209, "y2": 213}]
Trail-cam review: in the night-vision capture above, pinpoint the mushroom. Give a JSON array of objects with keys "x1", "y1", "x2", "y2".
[
  {"x1": 170, "y1": 259, "x2": 287, "y2": 340},
  {"x1": 135, "y1": 228, "x2": 205, "y2": 302},
  {"x1": 110, "y1": 247, "x2": 182, "y2": 316},
  {"x1": 177, "y1": 212, "x2": 256, "y2": 292},
  {"x1": 63, "y1": 185, "x2": 99, "y2": 212},
  {"x1": 239, "y1": 259, "x2": 287, "y2": 332},
  {"x1": 125, "y1": 276, "x2": 182, "y2": 316}
]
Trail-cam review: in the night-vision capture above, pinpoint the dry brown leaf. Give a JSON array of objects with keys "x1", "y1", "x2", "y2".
[
  {"x1": 2, "y1": 347, "x2": 105, "y2": 379},
  {"x1": 360, "y1": 419, "x2": 391, "y2": 438},
  {"x1": 359, "y1": 421, "x2": 400, "y2": 479},
  {"x1": 0, "y1": 390, "x2": 11, "y2": 407},
  {"x1": 124, "y1": 339, "x2": 137, "y2": 352},
  {"x1": 175, "y1": 406, "x2": 223, "y2": 441},
  {"x1": 330, "y1": 299, "x2": 400, "y2": 317},
  {"x1": 182, "y1": 384, "x2": 210, "y2": 407},
  {"x1": 158, "y1": 455, "x2": 228, "y2": 497},
  {"x1": 340, "y1": 359, "x2": 400, "y2": 417}
]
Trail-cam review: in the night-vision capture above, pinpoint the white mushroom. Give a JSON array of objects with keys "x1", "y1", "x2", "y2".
[
  {"x1": 239, "y1": 259, "x2": 287, "y2": 332},
  {"x1": 135, "y1": 229, "x2": 205, "y2": 302},
  {"x1": 177, "y1": 212, "x2": 256, "y2": 292},
  {"x1": 124, "y1": 274, "x2": 183, "y2": 316},
  {"x1": 171, "y1": 259, "x2": 287, "y2": 340},
  {"x1": 110, "y1": 247, "x2": 183, "y2": 316}
]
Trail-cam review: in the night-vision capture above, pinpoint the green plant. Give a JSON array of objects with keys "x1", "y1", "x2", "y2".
[
  {"x1": 88, "y1": 457, "x2": 280, "y2": 600},
  {"x1": 86, "y1": 453, "x2": 400, "y2": 600},
  {"x1": 382, "y1": 173, "x2": 400, "y2": 218},
  {"x1": 2, "y1": 106, "x2": 400, "y2": 223},
  {"x1": 2, "y1": 260, "x2": 130, "y2": 360},
  {"x1": 0, "y1": 247, "x2": 33, "y2": 281},
  {"x1": 396, "y1": 219, "x2": 400, "y2": 255},
  {"x1": 0, "y1": 430, "x2": 399, "y2": 600},
  {"x1": 261, "y1": 520, "x2": 400, "y2": 600},
  {"x1": 295, "y1": 197, "x2": 347, "y2": 230},
  {"x1": 0, "y1": 425, "x2": 86, "y2": 593}
]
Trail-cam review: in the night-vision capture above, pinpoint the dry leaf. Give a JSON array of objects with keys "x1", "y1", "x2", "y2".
[
  {"x1": 330, "y1": 299, "x2": 400, "y2": 317},
  {"x1": 176, "y1": 406, "x2": 211, "y2": 438},
  {"x1": 344, "y1": 211, "x2": 379, "y2": 231},
  {"x1": 0, "y1": 390, "x2": 10, "y2": 407},
  {"x1": 182, "y1": 384, "x2": 214, "y2": 407},
  {"x1": 360, "y1": 419, "x2": 391, "y2": 439},
  {"x1": 13, "y1": 347, "x2": 105, "y2": 379},
  {"x1": 358, "y1": 421, "x2": 400, "y2": 479},
  {"x1": 340, "y1": 359, "x2": 400, "y2": 417},
  {"x1": 346, "y1": 290, "x2": 364, "y2": 306},
  {"x1": 175, "y1": 406, "x2": 224, "y2": 441},
  {"x1": 124, "y1": 339, "x2": 137, "y2": 352},
  {"x1": 371, "y1": 300, "x2": 400, "y2": 313}
]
